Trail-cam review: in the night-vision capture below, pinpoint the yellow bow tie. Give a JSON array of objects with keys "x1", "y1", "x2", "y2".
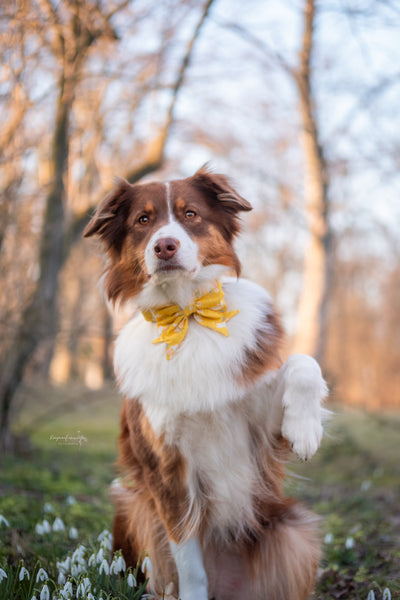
[{"x1": 142, "y1": 281, "x2": 239, "y2": 360}]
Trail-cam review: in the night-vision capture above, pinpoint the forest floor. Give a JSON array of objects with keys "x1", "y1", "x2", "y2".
[{"x1": 0, "y1": 381, "x2": 399, "y2": 599}]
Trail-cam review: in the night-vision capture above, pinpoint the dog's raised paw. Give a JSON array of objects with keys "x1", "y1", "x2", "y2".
[{"x1": 281, "y1": 414, "x2": 323, "y2": 461}]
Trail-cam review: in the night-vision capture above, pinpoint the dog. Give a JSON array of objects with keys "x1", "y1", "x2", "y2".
[{"x1": 83, "y1": 166, "x2": 328, "y2": 600}]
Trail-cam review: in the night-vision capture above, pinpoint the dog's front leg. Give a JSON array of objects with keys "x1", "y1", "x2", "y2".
[
  {"x1": 170, "y1": 537, "x2": 208, "y2": 600},
  {"x1": 279, "y1": 354, "x2": 328, "y2": 460}
]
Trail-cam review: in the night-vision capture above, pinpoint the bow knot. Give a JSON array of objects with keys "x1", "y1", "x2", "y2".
[{"x1": 142, "y1": 281, "x2": 238, "y2": 360}]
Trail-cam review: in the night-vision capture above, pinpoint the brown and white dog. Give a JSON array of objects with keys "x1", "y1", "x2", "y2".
[{"x1": 84, "y1": 167, "x2": 328, "y2": 600}]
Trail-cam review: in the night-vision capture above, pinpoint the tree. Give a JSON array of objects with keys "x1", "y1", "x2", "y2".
[
  {"x1": 291, "y1": 0, "x2": 332, "y2": 363},
  {"x1": 0, "y1": 0, "x2": 215, "y2": 452}
]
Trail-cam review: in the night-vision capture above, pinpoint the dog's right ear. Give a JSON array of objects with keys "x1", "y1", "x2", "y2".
[{"x1": 83, "y1": 178, "x2": 133, "y2": 254}]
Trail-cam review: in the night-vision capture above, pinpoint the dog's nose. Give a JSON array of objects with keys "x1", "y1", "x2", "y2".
[{"x1": 154, "y1": 237, "x2": 180, "y2": 261}]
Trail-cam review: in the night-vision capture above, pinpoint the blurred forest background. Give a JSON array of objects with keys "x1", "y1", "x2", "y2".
[{"x1": 1, "y1": 0, "x2": 400, "y2": 452}]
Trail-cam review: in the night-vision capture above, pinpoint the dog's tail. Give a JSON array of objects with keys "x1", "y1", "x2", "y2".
[{"x1": 249, "y1": 501, "x2": 321, "y2": 600}]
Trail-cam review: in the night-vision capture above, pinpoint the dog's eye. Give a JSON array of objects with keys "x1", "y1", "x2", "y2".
[
  {"x1": 138, "y1": 214, "x2": 149, "y2": 225},
  {"x1": 185, "y1": 210, "x2": 196, "y2": 219}
]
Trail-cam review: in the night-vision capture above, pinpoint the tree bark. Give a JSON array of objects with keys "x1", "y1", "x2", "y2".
[
  {"x1": 291, "y1": 0, "x2": 332, "y2": 363},
  {"x1": 0, "y1": 0, "x2": 215, "y2": 453},
  {"x1": 0, "y1": 70, "x2": 73, "y2": 452}
]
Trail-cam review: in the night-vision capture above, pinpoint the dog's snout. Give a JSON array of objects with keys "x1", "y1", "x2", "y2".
[{"x1": 154, "y1": 237, "x2": 180, "y2": 261}]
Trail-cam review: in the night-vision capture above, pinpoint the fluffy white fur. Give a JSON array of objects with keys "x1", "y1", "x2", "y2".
[{"x1": 112, "y1": 210, "x2": 328, "y2": 599}]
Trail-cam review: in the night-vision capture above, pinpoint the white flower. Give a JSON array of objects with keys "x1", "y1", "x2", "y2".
[
  {"x1": 345, "y1": 536, "x2": 355, "y2": 549},
  {"x1": 361, "y1": 480, "x2": 371, "y2": 492},
  {"x1": 66, "y1": 495, "x2": 76, "y2": 506},
  {"x1": 0, "y1": 515, "x2": 9, "y2": 527},
  {"x1": 383, "y1": 589, "x2": 391, "y2": 600},
  {"x1": 0, "y1": 568, "x2": 7, "y2": 583},
  {"x1": 36, "y1": 567, "x2": 48, "y2": 582},
  {"x1": 367, "y1": 592, "x2": 376, "y2": 600},
  {"x1": 127, "y1": 572, "x2": 137, "y2": 588},
  {"x1": 60, "y1": 581, "x2": 73, "y2": 599},
  {"x1": 97, "y1": 529, "x2": 112, "y2": 550},
  {"x1": 43, "y1": 520, "x2": 51, "y2": 533},
  {"x1": 69, "y1": 527, "x2": 78, "y2": 539},
  {"x1": 77, "y1": 577, "x2": 91, "y2": 598},
  {"x1": 57, "y1": 557, "x2": 71, "y2": 574},
  {"x1": 99, "y1": 559, "x2": 110, "y2": 575},
  {"x1": 88, "y1": 553, "x2": 96, "y2": 567},
  {"x1": 43, "y1": 503, "x2": 54, "y2": 513},
  {"x1": 96, "y1": 547, "x2": 105, "y2": 564},
  {"x1": 117, "y1": 554, "x2": 126, "y2": 572},
  {"x1": 58, "y1": 572, "x2": 66, "y2": 585},
  {"x1": 35, "y1": 519, "x2": 51, "y2": 535},
  {"x1": 40, "y1": 584, "x2": 50, "y2": 600},
  {"x1": 324, "y1": 532, "x2": 334, "y2": 544},
  {"x1": 72, "y1": 544, "x2": 86, "y2": 562},
  {"x1": 141, "y1": 555, "x2": 152, "y2": 573},
  {"x1": 53, "y1": 518, "x2": 65, "y2": 532},
  {"x1": 19, "y1": 566, "x2": 30, "y2": 581},
  {"x1": 87, "y1": 594, "x2": 96, "y2": 600},
  {"x1": 110, "y1": 558, "x2": 119, "y2": 574}
]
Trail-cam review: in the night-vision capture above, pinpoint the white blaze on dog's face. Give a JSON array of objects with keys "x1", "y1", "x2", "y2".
[{"x1": 83, "y1": 167, "x2": 252, "y2": 305}]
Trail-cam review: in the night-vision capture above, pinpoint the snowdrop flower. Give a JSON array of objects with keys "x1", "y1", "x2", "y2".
[
  {"x1": 87, "y1": 594, "x2": 96, "y2": 600},
  {"x1": 110, "y1": 553, "x2": 126, "y2": 574},
  {"x1": 40, "y1": 584, "x2": 50, "y2": 600},
  {"x1": 99, "y1": 559, "x2": 110, "y2": 575},
  {"x1": 367, "y1": 592, "x2": 375, "y2": 600},
  {"x1": 69, "y1": 526, "x2": 78, "y2": 540},
  {"x1": 345, "y1": 536, "x2": 355, "y2": 549},
  {"x1": 58, "y1": 571, "x2": 66, "y2": 585},
  {"x1": 57, "y1": 557, "x2": 71, "y2": 574},
  {"x1": 96, "y1": 547, "x2": 105, "y2": 564},
  {"x1": 117, "y1": 554, "x2": 126, "y2": 572},
  {"x1": 141, "y1": 555, "x2": 152, "y2": 573},
  {"x1": 88, "y1": 553, "x2": 96, "y2": 567},
  {"x1": 36, "y1": 567, "x2": 48, "y2": 582},
  {"x1": 66, "y1": 495, "x2": 76, "y2": 506},
  {"x1": 53, "y1": 518, "x2": 65, "y2": 532},
  {"x1": 0, "y1": 568, "x2": 7, "y2": 583},
  {"x1": 383, "y1": 589, "x2": 391, "y2": 600},
  {"x1": 0, "y1": 514, "x2": 9, "y2": 527},
  {"x1": 72, "y1": 544, "x2": 86, "y2": 562},
  {"x1": 77, "y1": 577, "x2": 91, "y2": 598},
  {"x1": 36, "y1": 520, "x2": 51, "y2": 535},
  {"x1": 361, "y1": 480, "x2": 371, "y2": 492},
  {"x1": 127, "y1": 572, "x2": 137, "y2": 588},
  {"x1": 19, "y1": 566, "x2": 30, "y2": 581},
  {"x1": 97, "y1": 529, "x2": 112, "y2": 550},
  {"x1": 61, "y1": 581, "x2": 73, "y2": 599},
  {"x1": 35, "y1": 523, "x2": 44, "y2": 535},
  {"x1": 324, "y1": 533, "x2": 334, "y2": 544},
  {"x1": 43, "y1": 503, "x2": 54, "y2": 513}
]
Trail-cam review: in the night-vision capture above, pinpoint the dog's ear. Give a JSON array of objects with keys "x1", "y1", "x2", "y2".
[
  {"x1": 191, "y1": 165, "x2": 253, "y2": 214},
  {"x1": 83, "y1": 178, "x2": 133, "y2": 254}
]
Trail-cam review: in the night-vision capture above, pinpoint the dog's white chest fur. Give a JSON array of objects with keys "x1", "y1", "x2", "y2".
[{"x1": 114, "y1": 277, "x2": 275, "y2": 435}]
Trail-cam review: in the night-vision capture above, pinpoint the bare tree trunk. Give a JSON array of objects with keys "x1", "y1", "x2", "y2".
[
  {"x1": 291, "y1": 0, "x2": 332, "y2": 363},
  {"x1": 0, "y1": 0, "x2": 215, "y2": 453},
  {"x1": 0, "y1": 72, "x2": 72, "y2": 452}
]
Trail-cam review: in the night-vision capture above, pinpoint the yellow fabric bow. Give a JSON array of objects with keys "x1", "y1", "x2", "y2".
[{"x1": 142, "y1": 281, "x2": 239, "y2": 360}]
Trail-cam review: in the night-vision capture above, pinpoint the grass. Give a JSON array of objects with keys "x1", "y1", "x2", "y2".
[{"x1": 1, "y1": 381, "x2": 399, "y2": 599}]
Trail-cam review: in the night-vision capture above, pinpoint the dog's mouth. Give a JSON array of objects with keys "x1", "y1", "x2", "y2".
[{"x1": 155, "y1": 264, "x2": 185, "y2": 273}]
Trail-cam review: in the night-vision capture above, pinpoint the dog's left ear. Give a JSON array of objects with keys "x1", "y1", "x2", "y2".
[{"x1": 191, "y1": 165, "x2": 253, "y2": 214}]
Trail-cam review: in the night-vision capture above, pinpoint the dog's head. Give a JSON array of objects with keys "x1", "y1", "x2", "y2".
[{"x1": 83, "y1": 166, "x2": 252, "y2": 304}]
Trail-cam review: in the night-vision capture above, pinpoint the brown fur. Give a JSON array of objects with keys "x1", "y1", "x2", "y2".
[
  {"x1": 83, "y1": 167, "x2": 251, "y2": 304},
  {"x1": 86, "y1": 167, "x2": 321, "y2": 599}
]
